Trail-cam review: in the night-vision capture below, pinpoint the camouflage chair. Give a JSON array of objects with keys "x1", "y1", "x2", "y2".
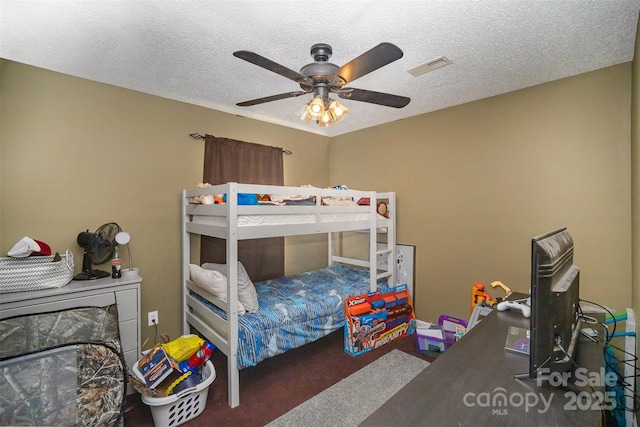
[{"x1": 0, "y1": 306, "x2": 126, "y2": 426}]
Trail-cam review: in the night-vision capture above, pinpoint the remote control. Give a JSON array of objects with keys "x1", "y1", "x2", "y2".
[{"x1": 496, "y1": 301, "x2": 531, "y2": 318}]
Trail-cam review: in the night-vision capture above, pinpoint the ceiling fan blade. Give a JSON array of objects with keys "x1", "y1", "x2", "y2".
[
  {"x1": 331, "y1": 43, "x2": 404, "y2": 85},
  {"x1": 234, "y1": 51, "x2": 314, "y2": 86},
  {"x1": 337, "y1": 88, "x2": 410, "y2": 108},
  {"x1": 237, "y1": 91, "x2": 308, "y2": 107}
]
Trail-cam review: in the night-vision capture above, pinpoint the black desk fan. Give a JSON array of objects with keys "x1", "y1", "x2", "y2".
[{"x1": 73, "y1": 222, "x2": 121, "y2": 280}]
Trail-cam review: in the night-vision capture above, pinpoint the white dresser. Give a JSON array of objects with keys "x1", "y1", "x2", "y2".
[{"x1": 0, "y1": 275, "x2": 142, "y2": 392}]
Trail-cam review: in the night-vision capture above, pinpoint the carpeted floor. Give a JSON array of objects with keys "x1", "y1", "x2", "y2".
[
  {"x1": 124, "y1": 330, "x2": 434, "y2": 427},
  {"x1": 266, "y1": 349, "x2": 429, "y2": 427}
]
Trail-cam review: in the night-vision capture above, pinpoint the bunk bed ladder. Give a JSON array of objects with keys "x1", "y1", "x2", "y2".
[
  {"x1": 376, "y1": 247, "x2": 393, "y2": 282},
  {"x1": 328, "y1": 191, "x2": 397, "y2": 291},
  {"x1": 369, "y1": 197, "x2": 377, "y2": 291},
  {"x1": 370, "y1": 191, "x2": 396, "y2": 290},
  {"x1": 378, "y1": 191, "x2": 396, "y2": 288}
]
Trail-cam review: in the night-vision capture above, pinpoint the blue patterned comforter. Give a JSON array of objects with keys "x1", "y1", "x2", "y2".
[{"x1": 194, "y1": 264, "x2": 380, "y2": 369}]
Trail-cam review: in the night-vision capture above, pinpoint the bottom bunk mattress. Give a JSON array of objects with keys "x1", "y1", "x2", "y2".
[{"x1": 192, "y1": 264, "x2": 383, "y2": 369}]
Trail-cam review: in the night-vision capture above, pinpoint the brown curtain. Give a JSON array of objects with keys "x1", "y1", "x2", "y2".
[{"x1": 200, "y1": 135, "x2": 284, "y2": 282}]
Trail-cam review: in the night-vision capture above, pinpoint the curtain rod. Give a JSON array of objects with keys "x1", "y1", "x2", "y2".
[{"x1": 189, "y1": 133, "x2": 292, "y2": 155}]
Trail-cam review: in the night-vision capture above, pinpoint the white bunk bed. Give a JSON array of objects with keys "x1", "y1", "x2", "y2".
[{"x1": 181, "y1": 182, "x2": 396, "y2": 407}]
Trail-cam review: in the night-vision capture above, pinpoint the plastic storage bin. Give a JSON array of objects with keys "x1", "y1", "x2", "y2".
[
  {"x1": 415, "y1": 315, "x2": 468, "y2": 354},
  {"x1": 415, "y1": 330, "x2": 448, "y2": 353},
  {"x1": 140, "y1": 361, "x2": 216, "y2": 427}
]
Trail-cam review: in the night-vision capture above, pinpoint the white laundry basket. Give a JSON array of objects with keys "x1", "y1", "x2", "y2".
[{"x1": 140, "y1": 361, "x2": 216, "y2": 427}]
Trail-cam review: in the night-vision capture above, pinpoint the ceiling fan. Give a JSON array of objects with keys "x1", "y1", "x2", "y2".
[{"x1": 233, "y1": 43, "x2": 411, "y2": 127}]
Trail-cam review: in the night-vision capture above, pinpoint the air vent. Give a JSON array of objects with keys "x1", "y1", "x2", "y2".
[{"x1": 408, "y1": 56, "x2": 452, "y2": 77}]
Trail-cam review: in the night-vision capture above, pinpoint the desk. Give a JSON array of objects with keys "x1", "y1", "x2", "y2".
[{"x1": 360, "y1": 299, "x2": 605, "y2": 426}]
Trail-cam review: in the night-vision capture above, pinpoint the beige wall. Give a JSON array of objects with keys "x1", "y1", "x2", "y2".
[
  {"x1": 0, "y1": 60, "x2": 330, "y2": 345},
  {"x1": 331, "y1": 64, "x2": 633, "y2": 323},
  {"x1": 1, "y1": 58, "x2": 635, "y2": 346}
]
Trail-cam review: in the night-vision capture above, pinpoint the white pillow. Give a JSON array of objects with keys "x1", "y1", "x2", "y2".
[
  {"x1": 189, "y1": 264, "x2": 246, "y2": 315},
  {"x1": 201, "y1": 261, "x2": 259, "y2": 313}
]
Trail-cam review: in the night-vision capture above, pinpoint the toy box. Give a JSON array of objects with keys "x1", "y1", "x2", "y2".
[
  {"x1": 415, "y1": 315, "x2": 468, "y2": 355},
  {"x1": 415, "y1": 322, "x2": 447, "y2": 353},
  {"x1": 344, "y1": 283, "x2": 416, "y2": 357}
]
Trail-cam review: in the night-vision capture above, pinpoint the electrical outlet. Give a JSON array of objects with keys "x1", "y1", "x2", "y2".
[{"x1": 148, "y1": 311, "x2": 158, "y2": 326}]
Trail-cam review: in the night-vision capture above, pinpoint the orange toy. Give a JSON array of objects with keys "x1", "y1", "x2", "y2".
[{"x1": 471, "y1": 282, "x2": 493, "y2": 313}]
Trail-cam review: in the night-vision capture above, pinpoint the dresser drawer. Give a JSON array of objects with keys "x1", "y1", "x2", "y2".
[
  {"x1": 123, "y1": 347, "x2": 139, "y2": 372},
  {"x1": 0, "y1": 292, "x2": 116, "y2": 319},
  {"x1": 123, "y1": 348, "x2": 139, "y2": 394},
  {"x1": 115, "y1": 289, "x2": 138, "y2": 322},
  {"x1": 119, "y1": 318, "x2": 138, "y2": 353}
]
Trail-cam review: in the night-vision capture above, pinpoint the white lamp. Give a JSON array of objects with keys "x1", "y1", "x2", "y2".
[{"x1": 115, "y1": 231, "x2": 138, "y2": 277}]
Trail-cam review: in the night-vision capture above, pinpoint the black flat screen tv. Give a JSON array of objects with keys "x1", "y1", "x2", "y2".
[{"x1": 529, "y1": 227, "x2": 581, "y2": 379}]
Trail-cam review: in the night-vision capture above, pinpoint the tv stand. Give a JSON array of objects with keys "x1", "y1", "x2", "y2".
[{"x1": 360, "y1": 293, "x2": 606, "y2": 426}]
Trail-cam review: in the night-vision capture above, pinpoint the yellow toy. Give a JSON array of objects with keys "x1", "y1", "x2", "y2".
[
  {"x1": 470, "y1": 281, "x2": 512, "y2": 312},
  {"x1": 162, "y1": 334, "x2": 204, "y2": 362},
  {"x1": 490, "y1": 281, "x2": 512, "y2": 298}
]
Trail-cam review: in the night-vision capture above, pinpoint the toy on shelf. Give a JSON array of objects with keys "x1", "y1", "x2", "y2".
[
  {"x1": 490, "y1": 281, "x2": 512, "y2": 298},
  {"x1": 470, "y1": 281, "x2": 512, "y2": 312},
  {"x1": 470, "y1": 283, "x2": 493, "y2": 312}
]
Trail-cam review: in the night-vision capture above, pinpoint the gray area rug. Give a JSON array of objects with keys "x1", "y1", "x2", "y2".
[{"x1": 266, "y1": 349, "x2": 429, "y2": 427}]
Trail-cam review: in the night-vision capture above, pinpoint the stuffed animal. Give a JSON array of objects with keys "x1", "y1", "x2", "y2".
[
  {"x1": 377, "y1": 201, "x2": 390, "y2": 218},
  {"x1": 189, "y1": 183, "x2": 215, "y2": 204}
]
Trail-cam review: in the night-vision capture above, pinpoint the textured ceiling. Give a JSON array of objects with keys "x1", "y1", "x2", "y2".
[{"x1": 1, "y1": 1, "x2": 638, "y2": 137}]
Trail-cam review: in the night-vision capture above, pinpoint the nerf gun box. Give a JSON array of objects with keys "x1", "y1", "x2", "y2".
[{"x1": 344, "y1": 283, "x2": 416, "y2": 357}]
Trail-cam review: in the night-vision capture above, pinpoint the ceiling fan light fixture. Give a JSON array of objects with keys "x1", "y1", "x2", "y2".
[
  {"x1": 298, "y1": 96, "x2": 350, "y2": 127},
  {"x1": 297, "y1": 108, "x2": 312, "y2": 124},
  {"x1": 307, "y1": 96, "x2": 325, "y2": 118},
  {"x1": 320, "y1": 110, "x2": 332, "y2": 124},
  {"x1": 328, "y1": 99, "x2": 349, "y2": 121}
]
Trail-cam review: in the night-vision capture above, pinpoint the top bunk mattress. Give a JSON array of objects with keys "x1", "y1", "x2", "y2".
[{"x1": 192, "y1": 211, "x2": 383, "y2": 228}]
